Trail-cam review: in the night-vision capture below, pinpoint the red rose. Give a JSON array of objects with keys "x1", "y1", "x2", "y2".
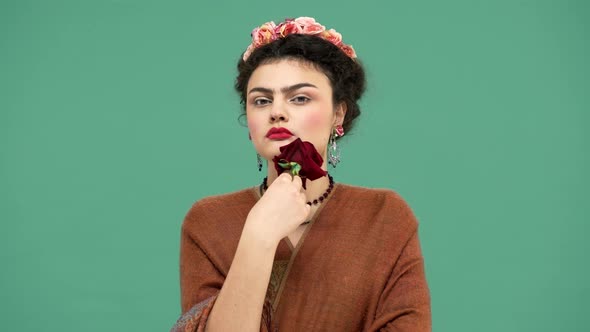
[{"x1": 272, "y1": 138, "x2": 327, "y2": 189}]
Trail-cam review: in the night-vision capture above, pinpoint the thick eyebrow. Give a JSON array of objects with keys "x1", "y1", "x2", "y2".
[{"x1": 248, "y1": 83, "x2": 318, "y2": 95}]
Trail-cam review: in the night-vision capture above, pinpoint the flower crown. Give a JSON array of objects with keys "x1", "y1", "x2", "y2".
[{"x1": 242, "y1": 17, "x2": 357, "y2": 61}]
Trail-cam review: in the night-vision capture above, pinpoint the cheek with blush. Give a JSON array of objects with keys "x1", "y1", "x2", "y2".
[
  {"x1": 247, "y1": 118, "x2": 260, "y2": 137},
  {"x1": 304, "y1": 111, "x2": 332, "y2": 132},
  {"x1": 303, "y1": 110, "x2": 332, "y2": 158}
]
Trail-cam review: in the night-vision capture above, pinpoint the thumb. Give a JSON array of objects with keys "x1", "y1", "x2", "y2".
[{"x1": 291, "y1": 174, "x2": 303, "y2": 190}]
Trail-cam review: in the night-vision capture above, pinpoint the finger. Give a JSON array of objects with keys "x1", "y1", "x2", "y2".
[
  {"x1": 277, "y1": 172, "x2": 292, "y2": 183},
  {"x1": 291, "y1": 175, "x2": 302, "y2": 189},
  {"x1": 304, "y1": 203, "x2": 312, "y2": 217}
]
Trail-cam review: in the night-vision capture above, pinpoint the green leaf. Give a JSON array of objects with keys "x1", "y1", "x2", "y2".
[
  {"x1": 292, "y1": 163, "x2": 301, "y2": 176},
  {"x1": 277, "y1": 159, "x2": 292, "y2": 169},
  {"x1": 276, "y1": 159, "x2": 301, "y2": 176}
]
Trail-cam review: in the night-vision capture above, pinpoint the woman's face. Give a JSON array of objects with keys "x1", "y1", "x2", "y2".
[{"x1": 246, "y1": 59, "x2": 345, "y2": 166}]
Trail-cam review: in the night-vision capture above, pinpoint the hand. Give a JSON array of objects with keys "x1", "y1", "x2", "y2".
[{"x1": 245, "y1": 173, "x2": 311, "y2": 245}]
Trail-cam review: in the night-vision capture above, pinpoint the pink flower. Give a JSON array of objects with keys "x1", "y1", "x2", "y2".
[
  {"x1": 251, "y1": 21, "x2": 277, "y2": 47},
  {"x1": 242, "y1": 44, "x2": 255, "y2": 61},
  {"x1": 320, "y1": 29, "x2": 343, "y2": 46},
  {"x1": 294, "y1": 16, "x2": 325, "y2": 34},
  {"x1": 242, "y1": 17, "x2": 358, "y2": 61},
  {"x1": 339, "y1": 44, "x2": 357, "y2": 58},
  {"x1": 276, "y1": 20, "x2": 303, "y2": 37}
]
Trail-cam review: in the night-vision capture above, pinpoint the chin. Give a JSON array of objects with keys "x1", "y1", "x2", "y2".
[
  {"x1": 259, "y1": 137, "x2": 297, "y2": 155},
  {"x1": 260, "y1": 145, "x2": 284, "y2": 160},
  {"x1": 268, "y1": 137, "x2": 296, "y2": 145}
]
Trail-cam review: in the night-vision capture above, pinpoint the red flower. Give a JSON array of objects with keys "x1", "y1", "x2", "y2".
[{"x1": 272, "y1": 138, "x2": 327, "y2": 189}]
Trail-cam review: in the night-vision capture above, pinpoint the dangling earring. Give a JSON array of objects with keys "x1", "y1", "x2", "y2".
[
  {"x1": 328, "y1": 125, "x2": 344, "y2": 168},
  {"x1": 256, "y1": 153, "x2": 263, "y2": 172}
]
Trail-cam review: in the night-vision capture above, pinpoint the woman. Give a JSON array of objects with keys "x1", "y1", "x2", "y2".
[{"x1": 172, "y1": 17, "x2": 431, "y2": 332}]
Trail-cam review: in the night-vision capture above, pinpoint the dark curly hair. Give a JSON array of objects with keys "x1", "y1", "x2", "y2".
[{"x1": 235, "y1": 34, "x2": 366, "y2": 139}]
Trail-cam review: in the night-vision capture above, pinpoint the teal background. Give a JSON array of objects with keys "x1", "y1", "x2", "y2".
[{"x1": 1, "y1": 0, "x2": 588, "y2": 331}]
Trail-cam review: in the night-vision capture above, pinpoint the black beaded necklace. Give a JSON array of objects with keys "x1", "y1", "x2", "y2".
[{"x1": 259, "y1": 174, "x2": 335, "y2": 206}]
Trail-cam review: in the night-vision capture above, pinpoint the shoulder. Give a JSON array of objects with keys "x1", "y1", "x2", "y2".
[
  {"x1": 188, "y1": 187, "x2": 257, "y2": 211},
  {"x1": 181, "y1": 187, "x2": 258, "y2": 234},
  {"x1": 335, "y1": 183, "x2": 415, "y2": 214},
  {"x1": 335, "y1": 182, "x2": 406, "y2": 199},
  {"x1": 333, "y1": 183, "x2": 419, "y2": 232}
]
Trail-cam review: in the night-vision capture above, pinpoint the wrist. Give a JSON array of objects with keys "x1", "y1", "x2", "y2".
[{"x1": 242, "y1": 220, "x2": 281, "y2": 251}]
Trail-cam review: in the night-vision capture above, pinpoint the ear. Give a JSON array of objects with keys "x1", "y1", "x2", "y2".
[{"x1": 334, "y1": 102, "x2": 347, "y2": 126}]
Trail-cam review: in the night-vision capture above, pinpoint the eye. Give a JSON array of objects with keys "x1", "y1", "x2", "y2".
[
  {"x1": 253, "y1": 97, "x2": 272, "y2": 106},
  {"x1": 291, "y1": 96, "x2": 310, "y2": 104}
]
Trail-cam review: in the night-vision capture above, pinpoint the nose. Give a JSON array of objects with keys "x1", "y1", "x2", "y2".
[{"x1": 269, "y1": 101, "x2": 288, "y2": 123}]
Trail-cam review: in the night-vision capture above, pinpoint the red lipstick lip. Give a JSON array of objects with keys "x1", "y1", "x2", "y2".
[
  {"x1": 267, "y1": 133, "x2": 293, "y2": 140},
  {"x1": 266, "y1": 127, "x2": 293, "y2": 138}
]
